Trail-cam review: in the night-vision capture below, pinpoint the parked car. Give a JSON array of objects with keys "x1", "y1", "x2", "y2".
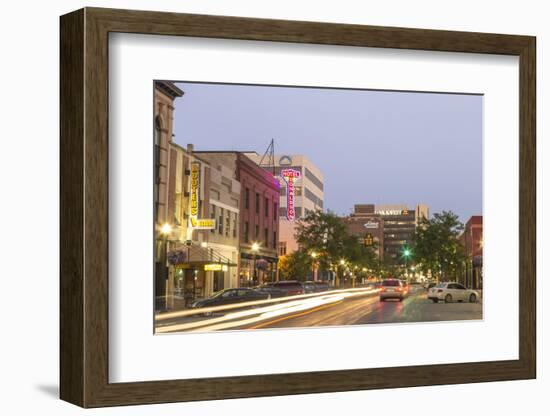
[
  {"x1": 302, "y1": 281, "x2": 317, "y2": 294},
  {"x1": 254, "y1": 285, "x2": 287, "y2": 298},
  {"x1": 379, "y1": 279, "x2": 408, "y2": 302},
  {"x1": 425, "y1": 282, "x2": 437, "y2": 291},
  {"x1": 269, "y1": 280, "x2": 305, "y2": 296},
  {"x1": 312, "y1": 281, "x2": 331, "y2": 292},
  {"x1": 190, "y1": 288, "x2": 269, "y2": 309},
  {"x1": 427, "y1": 282, "x2": 479, "y2": 303}
]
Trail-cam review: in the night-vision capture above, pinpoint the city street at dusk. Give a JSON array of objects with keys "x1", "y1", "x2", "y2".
[{"x1": 156, "y1": 287, "x2": 482, "y2": 333}]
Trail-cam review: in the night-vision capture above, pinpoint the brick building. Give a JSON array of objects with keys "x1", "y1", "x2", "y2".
[
  {"x1": 459, "y1": 215, "x2": 483, "y2": 289},
  {"x1": 194, "y1": 151, "x2": 280, "y2": 286}
]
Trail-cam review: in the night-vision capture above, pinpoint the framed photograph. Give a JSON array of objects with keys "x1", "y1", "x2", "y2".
[{"x1": 60, "y1": 7, "x2": 536, "y2": 408}]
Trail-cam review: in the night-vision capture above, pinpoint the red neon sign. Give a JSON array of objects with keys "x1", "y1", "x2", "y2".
[{"x1": 281, "y1": 168, "x2": 301, "y2": 221}]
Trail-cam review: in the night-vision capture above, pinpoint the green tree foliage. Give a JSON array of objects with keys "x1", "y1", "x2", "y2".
[
  {"x1": 278, "y1": 249, "x2": 311, "y2": 281},
  {"x1": 292, "y1": 210, "x2": 379, "y2": 285},
  {"x1": 412, "y1": 210, "x2": 467, "y2": 282}
]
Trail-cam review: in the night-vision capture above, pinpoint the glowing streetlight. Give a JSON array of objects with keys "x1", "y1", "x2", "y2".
[
  {"x1": 160, "y1": 222, "x2": 172, "y2": 236},
  {"x1": 339, "y1": 259, "x2": 346, "y2": 265},
  {"x1": 310, "y1": 251, "x2": 318, "y2": 281},
  {"x1": 200, "y1": 241, "x2": 208, "y2": 248},
  {"x1": 251, "y1": 242, "x2": 260, "y2": 252}
]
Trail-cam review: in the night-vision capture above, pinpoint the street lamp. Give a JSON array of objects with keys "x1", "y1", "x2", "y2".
[
  {"x1": 251, "y1": 242, "x2": 260, "y2": 285},
  {"x1": 310, "y1": 251, "x2": 318, "y2": 281},
  {"x1": 336, "y1": 259, "x2": 346, "y2": 288},
  {"x1": 158, "y1": 222, "x2": 172, "y2": 311},
  {"x1": 402, "y1": 247, "x2": 412, "y2": 280}
]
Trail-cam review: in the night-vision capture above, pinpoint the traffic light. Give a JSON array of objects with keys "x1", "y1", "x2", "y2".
[{"x1": 364, "y1": 233, "x2": 374, "y2": 246}]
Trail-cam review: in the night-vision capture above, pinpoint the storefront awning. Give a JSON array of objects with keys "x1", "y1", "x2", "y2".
[
  {"x1": 168, "y1": 243, "x2": 238, "y2": 269},
  {"x1": 240, "y1": 251, "x2": 278, "y2": 263}
]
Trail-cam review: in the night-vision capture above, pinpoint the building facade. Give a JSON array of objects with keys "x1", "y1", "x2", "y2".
[
  {"x1": 344, "y1": 205, "x2": 385, "y2": 259},
  {"x1": 154, "y1": 81, "x2": 184, "y2": 311},
  {"x1": 459, "y1": 215, "x2": 483, "y2": 289},
  {"x1": 350, "y1": 203, "x2": 429, "y2": 265},
  {"x1": 194, "y1": 151, "x2": 280, "y2": 286},
  {"x1": 244, "y1": 153, "x2": 324, "y2": 258},
  {"x1": 155, "y1": 83, "x2": 241, "y2": 311}
]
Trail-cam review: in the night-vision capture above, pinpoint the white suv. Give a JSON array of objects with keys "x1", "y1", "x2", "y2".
[{"x1": 428, "y1": 282, "x2": 479, "y2": 303}]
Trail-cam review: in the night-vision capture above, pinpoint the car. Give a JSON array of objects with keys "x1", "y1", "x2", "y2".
[
  {"x1": 254, "y1": 285, "x2": 287, "y2": 298},
  {"x1": 379, "y1": 279, "x2": 408, "y2": 302},
  {"x1": 427, "y1": 282, "x2": 479, "y2": 303},
  {"x1": 302, "y1": 281, "x2": 317, "y2": 294},
  {"x1": 425, "y1": 282, "x2": 437, "y2": 291},
  {"x1": 312, "y1": 281, "x2": 331, "y2": 292},
  {"x1": 190, "y1": 288, "x2": 269, "y2": 309},
  {"x1": 269, "y1": 280, "x2": 305, "y2": 296}
]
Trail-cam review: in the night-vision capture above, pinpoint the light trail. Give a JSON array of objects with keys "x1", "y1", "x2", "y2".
[
  {"x1": 156, "y1": 287, "x2": 379, "y2": 321},
  {"x1": 156, "y1": 288, "x2": 379, "y2": 333}
]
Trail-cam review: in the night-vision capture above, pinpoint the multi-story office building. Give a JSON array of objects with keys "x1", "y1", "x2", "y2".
[
  {"x1": 344, "y1": 207, "x2": 385, "y2": 259},
  {"x1": 244, "y1": 153, "x2": 324, "y2": 257},
  {"x1": 351, "y1": 204, "x2": 429, "y2": 264}
]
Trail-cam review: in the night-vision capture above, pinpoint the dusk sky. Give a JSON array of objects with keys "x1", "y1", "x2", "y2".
[{"x1": 172, "y1": 82, "x2": 482, "y2": 223}]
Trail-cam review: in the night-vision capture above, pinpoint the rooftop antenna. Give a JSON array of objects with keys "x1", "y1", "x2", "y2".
[{"x1": 258, "y1": 138, "x2": 276, "y2": 176}]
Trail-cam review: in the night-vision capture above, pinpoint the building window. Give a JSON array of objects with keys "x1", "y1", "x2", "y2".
[
  {"x1": 305, "y1": 188, "x2": 323, "y2": 208},
  {"x1": 255, "y1": 192, "x2": 260, "y2": 214},
  {"x1": 304, "y1": 167, "x2": 324, "y2": 191},
  {"x1": 265, "y1": 197, "x2": 269, "y2": 217},
  {"x1": 245, "y1": 188, "x2": 249, "y2": 209},
  {"x1": 233, "y1": 213, "x2": 237, "y2": 238},
  {"x1": 273, "y1": 231, "x2": 277, "y2": 249},
  {"x1": 278, "y1": 242, "x2": 287, "y2": 256},
  {"x1": 218, "y1": 207, "x2": 224, "y2": 235},
  {"x1": 273, "y1": 202, "x2": 278, "y2": 220},
  {"x1": 244, "y1": 222, "x2": 249, "y2": 243},
  {"x1": 255, "y1": 224, "x2": 259, "y2": 239},
  {"x1": 264, "y1": 228, "x2": 269, "y2": 247},
  {"x1": 225, "y1": 210, "x2": 230, "y2": 237},
  {"x1": 210, "y1": 205, "x2": 216, "y2": 234}
]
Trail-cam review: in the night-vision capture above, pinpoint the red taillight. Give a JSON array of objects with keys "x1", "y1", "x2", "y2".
[{"x1": 437, "y1": 289, "x2": 443, "y2": 293}]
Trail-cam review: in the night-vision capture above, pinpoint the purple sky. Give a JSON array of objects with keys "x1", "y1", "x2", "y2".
[{"x1": 172, "y1": 82, "x2": 482, "y2": 223}]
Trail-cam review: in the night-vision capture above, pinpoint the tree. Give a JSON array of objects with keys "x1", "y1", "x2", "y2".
[
  {"x1": 294, "y1": 210, "x2": 379, "y2": 286},
  {"x1": 412, "y1": 210, "x2": 467, "y2": 282},
  {"x1": 278, "y1": 250, "x2": 311, "y2": 281}
]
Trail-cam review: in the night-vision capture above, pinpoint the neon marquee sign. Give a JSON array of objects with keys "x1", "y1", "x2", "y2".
[{"x1": 280, "y1": 168, "x2": 301, "y2": 221}]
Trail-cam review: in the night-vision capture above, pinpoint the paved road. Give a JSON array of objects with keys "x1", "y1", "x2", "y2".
[
  {"x1": 238, "y1": 290, "x2": 482, "y2": 330},
  {"x1": 156, "y1": 289, "x2": 482, "y2": 333}
]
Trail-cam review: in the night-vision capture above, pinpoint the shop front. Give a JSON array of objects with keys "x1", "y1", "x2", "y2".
[
  {"x1": 168, "y1": 244, "x2": 237, "y2": 309},
  {"x1": 239, "y1": 252, "x2": 278, "y2": 287}
]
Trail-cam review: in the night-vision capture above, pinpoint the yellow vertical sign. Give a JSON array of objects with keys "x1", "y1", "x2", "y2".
[{"x1": 190, "y1": 162, "x2": 200, "y2": 227}]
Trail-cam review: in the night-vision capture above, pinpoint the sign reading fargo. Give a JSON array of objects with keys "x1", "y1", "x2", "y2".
[{"x1": 189, "y1": 162, "x2": 215, "y2": 229}]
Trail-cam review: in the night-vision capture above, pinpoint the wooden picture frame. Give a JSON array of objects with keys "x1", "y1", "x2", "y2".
[{"x1": 60, "y1": 7, "x2": 536, "y2": 408}]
